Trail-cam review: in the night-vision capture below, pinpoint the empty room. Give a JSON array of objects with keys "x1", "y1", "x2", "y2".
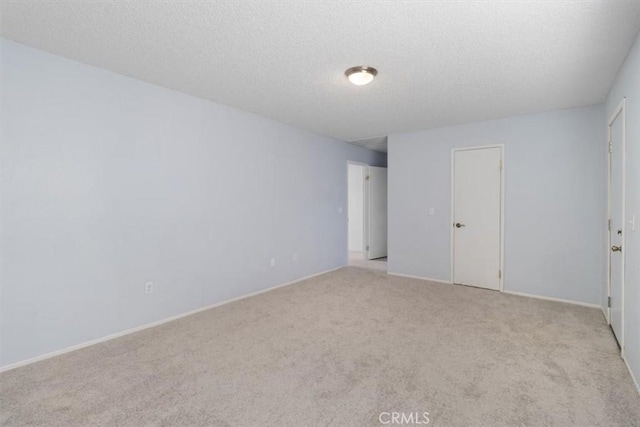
[{"x1": 1, "y1": 1, "x2": 639, "y2": 426}]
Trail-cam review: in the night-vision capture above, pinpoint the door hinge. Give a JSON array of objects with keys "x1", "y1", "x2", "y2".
[
  {"x1": 498, "y1": 270, "x2": 502, "y2": 279},
  {"x1": 365, "y1": 175, "x2": 370, "y2": 181},
  {"x1": 608, "y1": 296, "x2": 611, "y2": 308},
  {"x1": 609, "y1": 142, "x2": 613, "y2": 153},
  {"x1": 499, "y1": 159, "x2": 503, "y2": 171},
  {"x1": 366, "y1": 245, "x2": 369, "y2": 251},
  {"x1": 608, "y1": 219, "x2": 612, "y2": 231}
]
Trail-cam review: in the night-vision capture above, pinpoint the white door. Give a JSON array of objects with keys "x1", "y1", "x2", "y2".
[
  {"x1": 453, "y1": 147, "x2": 502, "y2": 290},
  {"x1": 367, "y1": 166, "x2": 387, "y2": 259},
  {"x1": 609, "y1": 104, "x2": 625, "y2": 347},
  {"x1": 348, "y1": 164, "x2": 365, "y2": 252}
]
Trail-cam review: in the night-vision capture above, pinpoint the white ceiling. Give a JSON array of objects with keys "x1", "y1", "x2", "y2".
[{"x1": 2, "y1": 1, "x2": 639, "y2": 148}]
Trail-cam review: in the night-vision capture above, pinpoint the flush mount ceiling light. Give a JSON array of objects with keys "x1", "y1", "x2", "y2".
[{"x1": 345, "y1": 66, "x2": 378, "y2": 86}]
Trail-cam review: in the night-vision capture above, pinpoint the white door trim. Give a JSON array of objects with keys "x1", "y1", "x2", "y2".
[
  {"x1": 450, "y1": 144, "x2": 505, "y2": 291},
  {"x1": 606, "y1": 97, "x2": 626, "y2": 354}
]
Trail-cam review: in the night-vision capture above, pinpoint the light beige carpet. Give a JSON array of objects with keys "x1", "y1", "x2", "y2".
[
  {"x1": 348, "y1": 251, "x2": 387, "y2": 271},
  {"x1": 1, "y1": 267, "x2": 639, "y2": 426}
]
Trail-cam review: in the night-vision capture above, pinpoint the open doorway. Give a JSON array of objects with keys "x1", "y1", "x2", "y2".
[{"x1": 347, "y1": 162, "x2": 387, "y2": 271}]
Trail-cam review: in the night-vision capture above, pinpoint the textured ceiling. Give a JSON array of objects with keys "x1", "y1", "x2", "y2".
[{"x1": 1, "y1": 1, "x2": 639, "y2": 145}]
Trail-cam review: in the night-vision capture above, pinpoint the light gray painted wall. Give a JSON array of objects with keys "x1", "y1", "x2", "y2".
[
  {"x1": 0, "y1": 39, "x2": 386, "y2": 368},
  {"x1": 348, "y1": 164, "x2": 364, "y2": 252},
  {"x1": 388, "y1": 105, "x2": 605, "y2": 305},
  {"x1": 605, "y1": 30, "x2": 640, "y2": 390}
]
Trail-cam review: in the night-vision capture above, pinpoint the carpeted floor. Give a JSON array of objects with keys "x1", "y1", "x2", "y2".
[
  {"x1": 1, "y1": 267, "x2": 639, "y2": 426},
  {"x1": 348, "y1": 251, "x2": 387, "y2": 271}
]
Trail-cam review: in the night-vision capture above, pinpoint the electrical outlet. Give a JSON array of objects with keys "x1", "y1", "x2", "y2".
[
  {"x1": 145, "y1": 282, "x2": 154, "y2": 294},
  {"x1": 270, "y1": 258, "x2": 276, "y2": 267}
]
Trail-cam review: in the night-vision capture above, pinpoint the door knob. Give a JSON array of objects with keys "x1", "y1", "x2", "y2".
[
  {"x1": 455, "y1": 223, "x2": 465, "y2": 228},
  {"x1": 611, "y1": 245, "x2": 622, "y2": 252}
]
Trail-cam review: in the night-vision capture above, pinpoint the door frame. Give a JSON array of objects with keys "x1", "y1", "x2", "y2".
[
  {"x1": 606, "y1": 97, "x2": 626, "y2": 353},
  {"x1": 347, "y1": 161, "x2": 368, "y2": 259},
  {"x1": 450, "y1": 144, "x2": 505, "y2": 291}
]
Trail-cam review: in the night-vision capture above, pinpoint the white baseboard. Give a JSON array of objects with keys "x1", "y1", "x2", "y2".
[
  {"x1": 622, "y1": 355, "x2": 640, "y2": 396},
  {"x1": 501, "y1": 290, "x2": 601, "y2": 309},
  {"x1": 0, "y1": 266, "x2": 343, "y2": 374},
  {"x1": 387, "y1": 271, "x2": 452, "y2": 285},
  {"x1": 390, "y1": 273, "x2": 637, "y2": 394},
  {"x1": 387, "y1": 272, "x2": 600, "y2": 310},
  {"x1": 390, "y1": 276, "x2": 631, "y2": 388}
]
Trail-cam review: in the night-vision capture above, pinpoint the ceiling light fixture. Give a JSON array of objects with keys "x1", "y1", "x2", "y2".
[{"x1": 345, "y1": 66, "x2": 377, "y2": 86}]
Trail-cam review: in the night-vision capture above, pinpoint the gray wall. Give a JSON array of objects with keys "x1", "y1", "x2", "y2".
[
  {"x1": 0, "y1": 39, "x2": 386, "y2": 368},
  {"x1": 388, "y1": 105, "x2": 605, "y2": 305},
  {"x1": 605, "y1": 30, "x2": 640, "y2": 390}
]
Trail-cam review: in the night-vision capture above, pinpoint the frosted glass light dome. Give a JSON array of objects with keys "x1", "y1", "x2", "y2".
[{"x1": 345, "y1": 66, "x2": 377, "y2": 86}]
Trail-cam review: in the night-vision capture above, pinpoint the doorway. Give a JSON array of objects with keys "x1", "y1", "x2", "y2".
[
  {"x1": 451, "y1": 145, "x2": 504, "y2": 290},
  {"x1": 607, "y1": 98, "x2": 626, "y2": 350},
  {"x1": 347, "y1": 162, "x2": 387, "y2": 270}
]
